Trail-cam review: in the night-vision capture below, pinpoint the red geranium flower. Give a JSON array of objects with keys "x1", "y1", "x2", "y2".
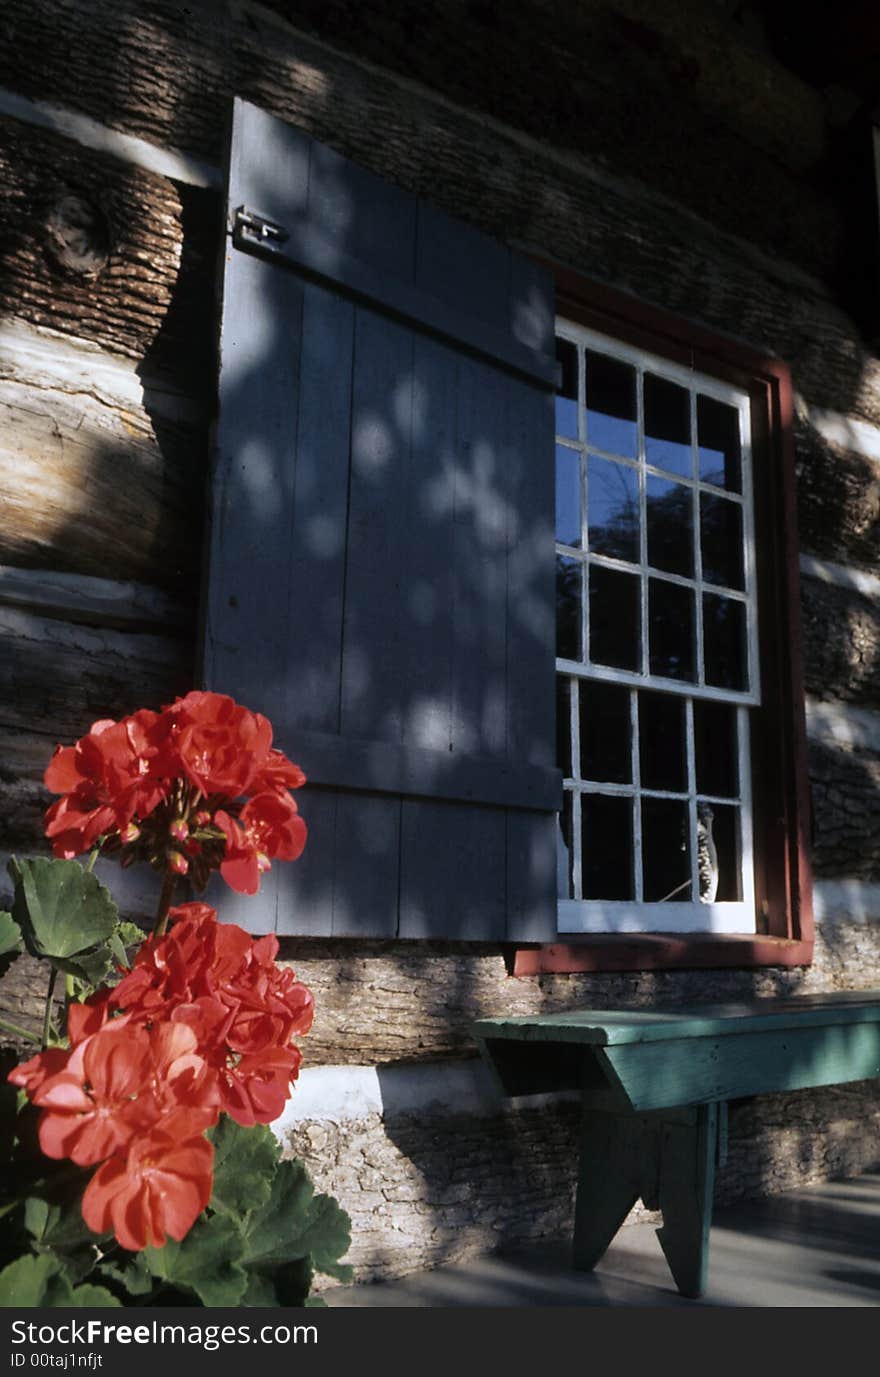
[{"x1": 81, "y1": 1111, "x2": 215, "y2": 1251}]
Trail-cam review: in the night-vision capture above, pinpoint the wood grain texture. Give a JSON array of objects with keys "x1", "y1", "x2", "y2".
[
  {"x1": 794, "y1": 415, "x2": 880, "y2": 575},
  {"x1": 801, "y1": 576, "x2": 880, "y2": 706},
  {"x1": 0, "y1": 113, "x2": 218, "y2": 397},
  {"x1": 0, "y1": 1, "x2": 876, "y2": 430},
  {"x1": 809, "y1": 739, "x2": 880, "y2": 880},
  {"x1": 0, "y1": 0, "x2": 838, "y2": 287},
  {"x1": 0, "y1": 325, "x2": 207, "y2": 590}
]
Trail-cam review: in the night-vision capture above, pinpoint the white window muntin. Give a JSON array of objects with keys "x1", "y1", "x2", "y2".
[
  {"x1": 555, "y1": 321, "x2": 759, "y2": 934},
  {"x1": 555, "y1": 320, "x2": 760, "y2": 705}
]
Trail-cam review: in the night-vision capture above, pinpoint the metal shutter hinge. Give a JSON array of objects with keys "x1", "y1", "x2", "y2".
[{"x1": 232, "y1": 206, "x2": 290, "y2": 251}]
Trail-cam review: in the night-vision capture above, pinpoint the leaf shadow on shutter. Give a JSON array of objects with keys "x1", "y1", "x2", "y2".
[{"x1": 201, "y1": 99, "x2": 561, "y2": 942}]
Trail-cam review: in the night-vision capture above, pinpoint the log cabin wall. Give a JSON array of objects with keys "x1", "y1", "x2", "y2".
[{"x1": 2, "y1": 0, "x2": 880, "y2": 1279}]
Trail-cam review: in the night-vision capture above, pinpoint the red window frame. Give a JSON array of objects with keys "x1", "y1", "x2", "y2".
[{"x1": 510, "y1": 267, "x2": 814, "y2": 976}]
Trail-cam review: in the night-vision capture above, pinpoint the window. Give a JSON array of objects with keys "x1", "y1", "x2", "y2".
[
  {"x1": 510, "y1": 269, "x2": 814, "y2": 973},
  {"x1": 554, "y1": 323, "x2": 759, "y2": 936}
]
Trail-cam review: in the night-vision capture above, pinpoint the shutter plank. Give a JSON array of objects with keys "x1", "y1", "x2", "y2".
[
  {"x1": 275, "y1": 788, "x2": 338, "y2": 936},
  {"x1": 452, "y1": 356, "x2": 511, "y2": 758},
  {"x1": 282, "y1": 282, "x2": 354, "y2": 734},
  {"x1": 506, "y1": 809, "x2": 559, "y2": 941},
  {"x1": 399, "y1": 798, "x2": 507, "y2": 939},
  {"x1": 330, "y1": 793, "x2": 400, "y2": 937},
  {"x1": 204, "y1": 250, "x2": 303, "y2": 727},
  {"x1": 341, "y1": 308, "x2": 413, "y2": 743},
  {"x1": 400, "y1": 332, "x2": 459, "y2": 752}
]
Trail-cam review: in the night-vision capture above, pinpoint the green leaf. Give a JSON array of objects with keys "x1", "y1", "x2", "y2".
[
  {"x1": 241, "y1": 1157, "x2": 353, "y2": 1284},
  {"x1": 0, "y1": 1253, "x2": 118, "y2": 1308},
  {"x1": 97, "y1": 1254, "x2": 154, "y2": 1298},
  {"x1": 66, "y1": 1283, "x2": 123, "y2": 1307},
  {"x1": 208, "y1": 1118, "x2": 279, "y2": 1220},
  {"x1": 0, "y1": 911, "x2": 22, "y2": 977},
  {"x1": 11, "y1": 858, "x2": 118, "y2": 961},
  {"x1": 143, "y1": 1214, "x2": 249, "y2": 1307},
  {"x1": 25, "y1": 1190, "x2": 101, "y2": 1253},
  {"x1": 51, "y1": 944, "x2": 115, "y2": 989},
  {"x1": 108, "y1": 921, "x2": 147, "y2": 970},
  {"x1": 240, "y1": 1271, "x2": 278, "y2": 1307},
  {"x1": 0, "y1": 1254, "x2": 73, "y2": 1306}
]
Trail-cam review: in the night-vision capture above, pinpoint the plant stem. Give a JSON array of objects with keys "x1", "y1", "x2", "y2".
[
  {"x1": 42, "y1": 967, "x2": 58, "y2": 1049},
  {"x1": 153, "y1": 869, "x2": 177, "y2": 938},
  {"x1": 85, "y1": 847, "x2": 99, "y2": 873},
  {"x1": 0, "y1": 1014, "x2": 41, "y2": 1045}
]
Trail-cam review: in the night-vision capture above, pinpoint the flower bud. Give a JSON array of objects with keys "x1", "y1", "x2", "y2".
[
  {"x1": 194, "y1": 810, "x2": 212, "y2": 827},
  {"x1": 120, "y1": 822, "x2": 141, "y2": 845},
  {"x1": 169, "y1": 818, "x2": 189, "y2": 844},
  {"x1": 257, "y1": 852, "x2": 271, "y2": 874},
  {"x1": 168, "y1": 851, "x2": 189, "y2": 876}
]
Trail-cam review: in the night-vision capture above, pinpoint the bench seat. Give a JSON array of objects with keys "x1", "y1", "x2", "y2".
[{"x1": 474, "y1": 990, "x2": 880, "y2": 1298}]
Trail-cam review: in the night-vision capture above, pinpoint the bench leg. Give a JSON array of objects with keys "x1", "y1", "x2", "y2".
[
  {"x1": 573, "y1": 1103, "x2": 718, "y2": 1299},
  {"x1": 572, "y1": 1109, "x2": 642, "y2": 1272},
  {"x1": 654, "y1": 1103, "x2": 717, "y2": 1299}
]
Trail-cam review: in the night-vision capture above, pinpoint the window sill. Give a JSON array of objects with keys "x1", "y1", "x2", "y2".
[{"x1": 509, "y1": 932, "x2": 814, "y2": 976}]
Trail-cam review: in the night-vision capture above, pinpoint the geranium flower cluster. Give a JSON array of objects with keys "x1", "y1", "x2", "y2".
[
  {"x1": 9, "y1": 904, "x2": 314, "y2": 1251},
  {"x1": 42, "y1": 690, "x2": 307, "y2": 895}
]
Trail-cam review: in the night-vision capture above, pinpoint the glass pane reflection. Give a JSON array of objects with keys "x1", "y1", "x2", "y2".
[
  {"x1": 642, "y1": 798, "x2": 690, "y2": 902},
  {"x1": 694, "y1": 700, "x2": 739, "y2": 798},
  {"x1": 648, "y1": 579, "x2": 694, "y2": 681},
  {"x1": 698, "y1": 395, "x2": 741, "y2": 491},
  {"x1": 580, "y1": 680, "x2": 631, "y2": 784},
  {"x1": 700, "y1": 494, "x2": 744, "y2": 590},
  {"x1": 555, "y1": 337, "x2": 578, "y2": 440},
  {"x1": 582, "y1": 794, "x2": 633, "y2": 900},
  {"x1": 585, "y1": 351, "x2": 637, "y2": 458},
  {"x1": 556, "y1": 444, "x2": 581, "y2": 547},
  {"x1": 645, "y1": 374, "x2": 691, "y2": 477},
  {"x1": 703, "y1": 593, "x2": 747, "y2": 690},
  {"x1": 588, "y1": 455, "x2": 639, "y2": 563},
  {"x1": 646, "y1": 475, "x2": 693, "y2": 577},
  {"x1": 556, "y1": 556, "x2": 582, "y2": 661},
  {"x1": 589, "y1": 565, "x2": 640, "y2": 671},
  {"x1": 639, "y1": 691, "x2": 686, "y2": 792}
]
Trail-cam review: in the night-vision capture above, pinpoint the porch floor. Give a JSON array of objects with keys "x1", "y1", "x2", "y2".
[{"x1": 324, "y1": 1171, "x2": 880, "y2": 1307}]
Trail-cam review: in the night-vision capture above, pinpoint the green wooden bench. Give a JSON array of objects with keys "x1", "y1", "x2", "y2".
[{"x1": 473, "y1": 991, "x2": 880, "y2": 1298}]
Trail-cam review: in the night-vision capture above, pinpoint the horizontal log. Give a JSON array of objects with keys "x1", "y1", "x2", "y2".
[
  {"x1": 0, "y1": 112, "x2": 218, "y2": 396},
  {"x1": 0, "y1": 325, "x2": 208, "y2": 590},
  {"x1": 794, "y1": 415, "x2": 880, "y2": 574},
  {"x1": 0, "y1": 0, "x2": 836, "y2": 281},
  {"x1": 1, "y1": 2, "x2": 878, "y2": 433},
  {"x1": 0, "y1": 605, "x2": 193, "y2": 745},
  {"x1": 801, "y1": 576, "x2": 880, "y2": 708},
  {"x1": 0, "y1": 565, "x2": 190, "y2": 632},
  {"x1": 808, "y1": 739, "x2": 880, "y2": 881}
]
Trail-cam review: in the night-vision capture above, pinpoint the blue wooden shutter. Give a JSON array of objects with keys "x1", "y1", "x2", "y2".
[{"x1": 201, "y1": 98, "x2": 560, "y2": 940}]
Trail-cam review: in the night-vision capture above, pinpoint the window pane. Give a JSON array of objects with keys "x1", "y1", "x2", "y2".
[
  {"x1": 556, "y1": 677, "x2": 572, "y2": 778},
  {"x1": 585, "y1": 351, "x2": 637, "y2": 458},
  {"x1": 698, "y1": 395, "x2": 741, "y2": 491},
  {"x1": 555, "y1": 337, "x2": 578, "y2": 440},
  {"x1": 588, "y1": 455, "x2": 639, "y2": 562},
  {"x1": 582, "y1": 794, "x2": 633, "y2": 899},
  {"x1": 694, "y1": 700, "x2": 739, "y2": 798},
  {"x1": 639, "y1": 690, "x2": 686, "y2": 792},
  {"x1": 646, "y1": 475, "x2": 693, "y2": 577},
  {"x1": 557, "y1": 791, "x2": 575, "y2": 898},
  {"x1": 556, "y1": 555, "x2": 582, "y2": 660},
  {"x1": 700, "y1": 493, "x2": 744, "y2": 590},
  {"x1": 642, "y1": 798, "x2": 690, "y2": 902},
  {"x1": 648, "y1": 579, "x2": 694, "y2": 681},
  {"x1": 645, "y1": 374, "x2": 691, "y2": 477},
  {"x1": 556, "y1": 444, "x2": 581, "y2": 547},
  {"x1": 703, "y1": 593, "x2": 747, "y2": 690},
  {"x1": 589, "y1": 565, "x2": 640, "y2": 671},
  {"x1": 704, "y1": 803, "x2": 742, "y2": 901},
  {"x1": 580, "y1": 681, "x2": 631, "y2": 784}
]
